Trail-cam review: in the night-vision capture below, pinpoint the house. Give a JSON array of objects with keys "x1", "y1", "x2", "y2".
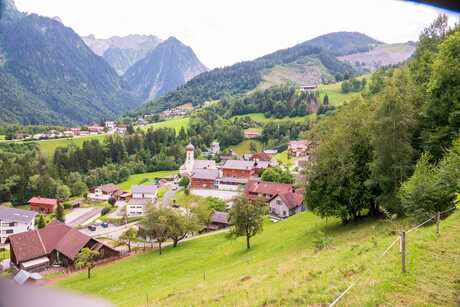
[
  {"x1": 89, "y1": 183, "x2": 120, "y2": 201},
  {"x1": 180, "y1": 143, "x2": 217, "y2": 176},
  {"x1": 126, "y1": 198, "x2": 152, "y2": 217},
  {"x1": 116, "y1": 126, "x2": 127, "y2": 134},
  {"x1": 87, "y1": 126, "x2": 104, "y2": 133},
  {"x1": 131, "y1": 185, "x2": 157, "y2": 200},
  {"x1": 244, "y1": 130, "x2": 261, "y2": 139},
  {"x1": 253, "y1": 160, "x2": 273, "y2": 175},
  {"x1": 288, "y1": 140, "x2": 313, "y2": 158},
  {"x1": 216, "y1": 177, "x2": 248, "y2": 191},
  {"x1": 0, "y1": 207, "x2": 37, "y2": 244},
  {"x1": 299, "y1": 84, "x2": 317, "y2": 92},
  {"x1": 126, "y1": 185, "x2": 157, "y2": 217},
  {"x1": 269, "y1": 192, "x2": 304, "y2": 218},
  {"x1": 191, "y1": 169, "x2": 220, "y2": 189},
  {"x1": 222, "y1": 160, "x2": 255, "y2": 179},
  {"x1": 205, "y1": 211, "x2": 230, "y2": 231},
  {"x1": 28, "y1": 197, "x2": 58, "y2": 214},
  {"x1": 244, "y1": 180, "x2": 294, "y2": 201},
  {"x1": 70, "y1": 128, "x2": 81, "y2": 135},
  {"x1": 264, "y1": 149, "x2": 278, "y2": 156},
  {"x1": 250, "y1": 152, "x2": 272, "y2": 162},
  {"x1": 7, "y1": 221, "x2": 119, "y2": 272},
  {"x1": 105, "y1": 121, "x2": 116, "y2": 130},
  {"x1": 210, "y1": 141, "x2": 220, "y2": 154},
  {"x1": 63, "y1": 130, "x2": 74, "y2": 137}
]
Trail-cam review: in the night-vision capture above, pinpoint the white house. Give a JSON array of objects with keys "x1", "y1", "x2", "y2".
[
  {"x1": 268, "y1": 192, "x2": 304, "y2": 219},
  {"x1": 126, "y1": 185, "x2": 158, "y2": 217},
  {"x1": 0, "y1": 207, "x2": 37, "y2": 244},
  {"x1": 105, "y1": 121, "x2": 116, "y2": 130}
]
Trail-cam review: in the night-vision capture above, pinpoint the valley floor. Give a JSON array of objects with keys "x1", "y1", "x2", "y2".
[{"x1": 52, "y1": 210, "x2": 460, "y2": 306}]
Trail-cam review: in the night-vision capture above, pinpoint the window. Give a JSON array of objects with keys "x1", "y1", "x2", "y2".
[
  {"x1": 5, "y1": 229, "x2": 14, "y2": 234},
  {"x1": 9, "y1": 222, "x2": 15, "y2": 227}
]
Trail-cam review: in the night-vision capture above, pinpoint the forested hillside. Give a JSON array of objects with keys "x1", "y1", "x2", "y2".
[
  {"x1": 0, "y1": 1, "x2": 141, "y2": 125},
  {"x1": 305, "y1": 15, "x2": 460, "y2": 223},
  {"x1": 133, "y1": 32, "x2": 376, "y2": 115}
]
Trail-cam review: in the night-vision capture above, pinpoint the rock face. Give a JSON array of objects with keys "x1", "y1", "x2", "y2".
[
  {"x1": 123, "y1": 37, "x2": 208, "y2": 101},
  {"x1": 82, "y1": 34, "x2": 163, "y2": 75},
  {"x1": 0, "y1": 1, "x2": 141, "y2": 125}
]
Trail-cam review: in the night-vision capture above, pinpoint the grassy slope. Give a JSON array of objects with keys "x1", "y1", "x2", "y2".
[
  {"x1": 141, "y1": 117, "x2": 190, "y2": 133},
  {"x1": 232, "y1": 113, "x2": 313, "y2": 124},
  {"x1": 116, "y1": 170, "x2": 178, "y2": 191},
  {"x1": 37, "y1": 135, "x2": 106, "y2": 159},
  {"x1": 54, "y1": 210, "x2": 460, "y2": 306},
  {"x1": 228, "y1": 140, "x2": 263, "y2": 155}
]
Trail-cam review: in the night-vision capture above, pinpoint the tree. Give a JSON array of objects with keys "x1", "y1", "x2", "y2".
[
  {"x1": 323, "y1": 94, "x2": 329, "y2": 105},
  {"x1": 142, "y1": 208, "x2": 171, "y2": 255},
  {"x1": 118, "y1": 228, "x2": 138, "y2": 252},
  {"x1": 229, "y1": 196, "x2": 266, "y2": 250},
  {"x1": 249, "y1": 141, "x2": 258, "y2": 153},
  {"x1": 399, "y1": 153, "x2": 441, "y2": 221},
  {"x1": 56, "y1": 184, "x2": 71, "y2": 202},
  {"x1": 261, "y1": 167, "x2": 294, "y2": 184},
  {"x1": 74, "y1": 248, "x2": 100, "y2": 279},
  {"x1": 55, "y1": 203, "x2": 65, "y2": 223},
  {"x1": 37, "y1": 215, "x2": 46, "y2": 229},
  {"x1": 167, "y1": 210, "x2": 199, "y2": 247},
  {"x1": 178, "y1": 176, "x2": 190, "y2": 188}
]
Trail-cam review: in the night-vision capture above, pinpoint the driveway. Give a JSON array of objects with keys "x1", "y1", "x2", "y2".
[
  {"x1": 108, "y1": 200, "x2": 126, "y2": 218},
  {"x1": 65, "y1": 208, "x2": 102, "y2": 227},
  {"x1": 162, "y1": 185, "x2": 178, "y2": 206},
  {"x1": 80, "y1": 222, "x2": 140, "y2": 240},
  {"x1": 191, "y1": 189, "x2": 240, "y2": 201}
]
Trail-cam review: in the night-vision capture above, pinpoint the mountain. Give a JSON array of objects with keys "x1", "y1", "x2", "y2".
[
  {"x1": 337, "y1": 42, "x2": 416, "y2": 72},
  {"x1": 134, "y1": 32, "x2": 378, "y2": 115},
  {"x1": 82, "y1": 34, "x2": 163, "y2": 75},
  {"x1": 0, "y1": 1, "x2": 141, "y2": 125},
  {"x1": 123, "y1": 37, "x2": 208, "y2": 101}
]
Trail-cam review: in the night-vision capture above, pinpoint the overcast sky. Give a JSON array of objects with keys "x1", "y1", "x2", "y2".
[{"x1": 14, "y1": 0, "x2": 460, "y2": 69}]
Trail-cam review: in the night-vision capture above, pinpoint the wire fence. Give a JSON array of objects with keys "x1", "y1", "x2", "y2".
[{"x1": 328, "y1": 206, "x2": 458, "y2": 306}]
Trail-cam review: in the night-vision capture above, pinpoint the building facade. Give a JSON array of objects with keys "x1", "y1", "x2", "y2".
[
  {"x1": 0, "y1": 207, "x2": 37, "y2": 244},
  {"x1": 28, "y1": 197, "x2": 58, "y2": 214}
]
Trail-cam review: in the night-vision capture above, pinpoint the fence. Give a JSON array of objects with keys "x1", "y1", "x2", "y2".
[{"x1": 329, "y1": 206, "x2": 457, "y2": 306}]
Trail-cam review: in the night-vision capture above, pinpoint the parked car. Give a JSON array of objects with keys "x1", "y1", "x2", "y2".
[
  {"x1": 172, "y1": 185, "x2": 178, "y2": 191},
  {"x1": 101, "y1": 222, "x2": 109, "y2": 228},
  {"x1": 87, "y1": 225, "x2": 96, "y2": 231}
]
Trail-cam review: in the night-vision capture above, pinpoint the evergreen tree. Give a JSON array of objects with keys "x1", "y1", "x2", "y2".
[{"x1": 55, "y1": 203, "x2": 65, "y2": 223}]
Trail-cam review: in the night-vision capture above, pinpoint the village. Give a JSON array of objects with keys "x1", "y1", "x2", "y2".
[{"x1": 0, "y1": 138, "x2": 314, "y2": 284}]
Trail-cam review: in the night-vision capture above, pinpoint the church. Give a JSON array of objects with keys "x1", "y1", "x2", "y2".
[{"x1": 180, "y1": 143, "x2": 217, "y2": 177}]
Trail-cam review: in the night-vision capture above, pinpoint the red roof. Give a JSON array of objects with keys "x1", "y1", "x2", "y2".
[
  {"x1": 96, "y1": 183, "x2": 120, "y2": 194},
  {"x1": 8, "y1": 221, "x2": 93, "y2": 263},
  {"x1": 271, "y1": 192, "x2": 304, "y2": 209},
  {"x1": 288, "y1": 140, "x2": 311, "y2": 149},
  {"x1": 250, "y1": 152, "x2": 272, "y2": 162},
  {"x1": 28, "y1": 197, "x2": 58, "y2": 206},
  {"x1": 244, "y1": 180, "x2": 293, "y2": 199}
]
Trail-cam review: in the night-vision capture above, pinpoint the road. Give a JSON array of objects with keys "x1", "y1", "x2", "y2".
[
  {"x1": 162, "y1": 184, "x2": 178, "y2": 206},
  {"x1": 80, "y1": 221, "x2": 140, "y2": 240},
  {"x1": 65, "y1": 208, "x2": 102, "y2": 227}
]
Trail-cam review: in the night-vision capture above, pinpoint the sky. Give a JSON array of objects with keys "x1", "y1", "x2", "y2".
[{"x1": 14, "y1": 0, "x2": 460, "y2": 69}]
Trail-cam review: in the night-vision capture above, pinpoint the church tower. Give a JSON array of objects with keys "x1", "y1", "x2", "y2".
[{"x1": 184, "y1": 143, "x2": 195, "y2": 175}]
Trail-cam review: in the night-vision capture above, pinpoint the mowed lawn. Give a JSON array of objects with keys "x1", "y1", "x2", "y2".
[
  {"x1": 116, "y1": 170, "x2": 179, "y2": 191},
  {"x1": 140, "y1": 117, "x2": 190, "y2": 133},
  {"x1": 37, "y1": 135, "x2": 106, "y2": 159},
  {"x1": 318, "y1": 74, "x2": 371, "y2": 107},
  {"x1": 228, "y1": 139, "x2": 263, "y2": 155},
  {"x1": 54, "y1": 210, "x2": 460, "y2": 306}
]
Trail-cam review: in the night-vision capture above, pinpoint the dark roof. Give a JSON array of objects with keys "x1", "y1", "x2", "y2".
[
  {"x1": 244, "y1": 180, "x2": 293, "y2": 197},
  {"x1": 271, "y1": 192, "x2": 304, "y2": 209},
  {"x1": 192, "y1": 168, "x2": 220, "y2": 180},
  {"x1": 28, "y1": 197, "x2": 58, "y2": 206},
  {"x1": 210, "y1": 211, "x2": 229, "y2": 225},
  {"x1": 7, "y1": 221, "x2": 108, "y2": 263},
  {"x1": 0, "y1": 207, "x2": 37, "y2": 224},
  {"x1": 223, "y1": 160, "x2": 255, "y2": 170},
  {"x1": 131, "y1": 185, "x2": 157, "y2": 194}
]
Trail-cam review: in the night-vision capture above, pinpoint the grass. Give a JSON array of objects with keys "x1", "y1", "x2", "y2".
[
  {"x1": 172, "y1": 190, "x2": 208, "y2": 208},
  {"x1": 140, "y1": 117, "x2": 190, "y2": 133},
  {"x1": 228, "y1": 140, "x2": 263, "y2": 155},
  {"x1": 53, "y1": 210, "x2": 460, "y2": 306},
  {"x1": 232, "y1": 113, "x2": 312, "y2": 124},
  {"x1": 0, "y1": 135, "x2": 5, "y2": 141},
  {"x1": 36, "y1": 135, "x2": 106, "y2": 159},
  {"x1": 0, "y1": 249, "x2": 9, "y2": 261},
  {"x1": 318, "y1": 74, "x2": 371, "y2": 107},
  {"x1": 116, "y1": 170, "x2": 178, "y2": 191},
  {"x1": 156, "y1": 186, "x2": 169, "y2": 200}
]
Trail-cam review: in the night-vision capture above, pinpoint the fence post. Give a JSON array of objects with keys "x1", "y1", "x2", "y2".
[
  {"x1": 400, "y1": 231, "x2": 406, "y2": 273},
  {"x1": 436, "y1": 212, "x2": 441, "y2": 236}
]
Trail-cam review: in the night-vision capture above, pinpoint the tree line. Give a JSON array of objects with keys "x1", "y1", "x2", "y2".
[{"x1": 305, "y1": 15, "x2": 460, "y2": 223}]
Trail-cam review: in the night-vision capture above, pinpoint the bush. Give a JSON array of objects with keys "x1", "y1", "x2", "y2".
[
  {"x1": 312, "y1": 231, "x2": 331, "y2": 251},
  {"x1": 101, "y1": 206, "x2": 112, "y2": 216},
  {"x1": 63, "y1": 202, "x2": 72, "y2": 210},
  {"x1": 108, "y1": 197, "x2": 116, "y2": 206}
]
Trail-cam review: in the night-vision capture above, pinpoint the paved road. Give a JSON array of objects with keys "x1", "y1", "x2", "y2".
[
  {"x1": 80, "y1": 222, "x2": 139, "y2": 240},
  {"x1": 65, "y1": 208, "x2": 102, "y2": 227},
  {"x1": 162, "y1": 184, "x2": 178, "y2": 206}
]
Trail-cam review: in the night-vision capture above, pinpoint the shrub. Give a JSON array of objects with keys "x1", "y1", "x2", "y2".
[
  {"x1": 101, "y1": 206, "x2": 111, "y2": 216},
  {"x1": 312, "y1": 231, "x2": 331, "y2": 251},
  {"x1": 63, "y1": 202, "x2": 72, "y2": 210}
]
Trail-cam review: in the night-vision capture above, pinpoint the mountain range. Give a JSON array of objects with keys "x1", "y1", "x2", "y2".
[{"x1": 0, "y1": 0, "x2": 207, "y2": 125}]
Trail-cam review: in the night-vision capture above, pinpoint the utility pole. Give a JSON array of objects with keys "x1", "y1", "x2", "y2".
[{"x1": 436, "y1": 211, "x2": 441, "y2": 236}]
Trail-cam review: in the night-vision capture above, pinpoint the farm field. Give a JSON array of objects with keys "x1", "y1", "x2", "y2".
[
  {"x1": 228, "y1": 140, "x2": 263, "y2": 155},
  {"x1": 318, "y1": 73, "x2": 371, "y2": 107},
  {"x1": 37, "y1": 135, "x2": 106, "y2": 159},
  {"x1": 140, "y1": 117, "x2": 190, "y2": 133},
  {"x1": 117, "y1": 170, "x2": 178, "y2": 191},
  {"x1": 53, "y1": 210, "x2": 460, "y2": 306}
]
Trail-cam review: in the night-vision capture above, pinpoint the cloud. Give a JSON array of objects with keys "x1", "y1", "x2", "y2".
[{"x1": 14, "y1": 0, "x2": 460, "y2": 68}]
